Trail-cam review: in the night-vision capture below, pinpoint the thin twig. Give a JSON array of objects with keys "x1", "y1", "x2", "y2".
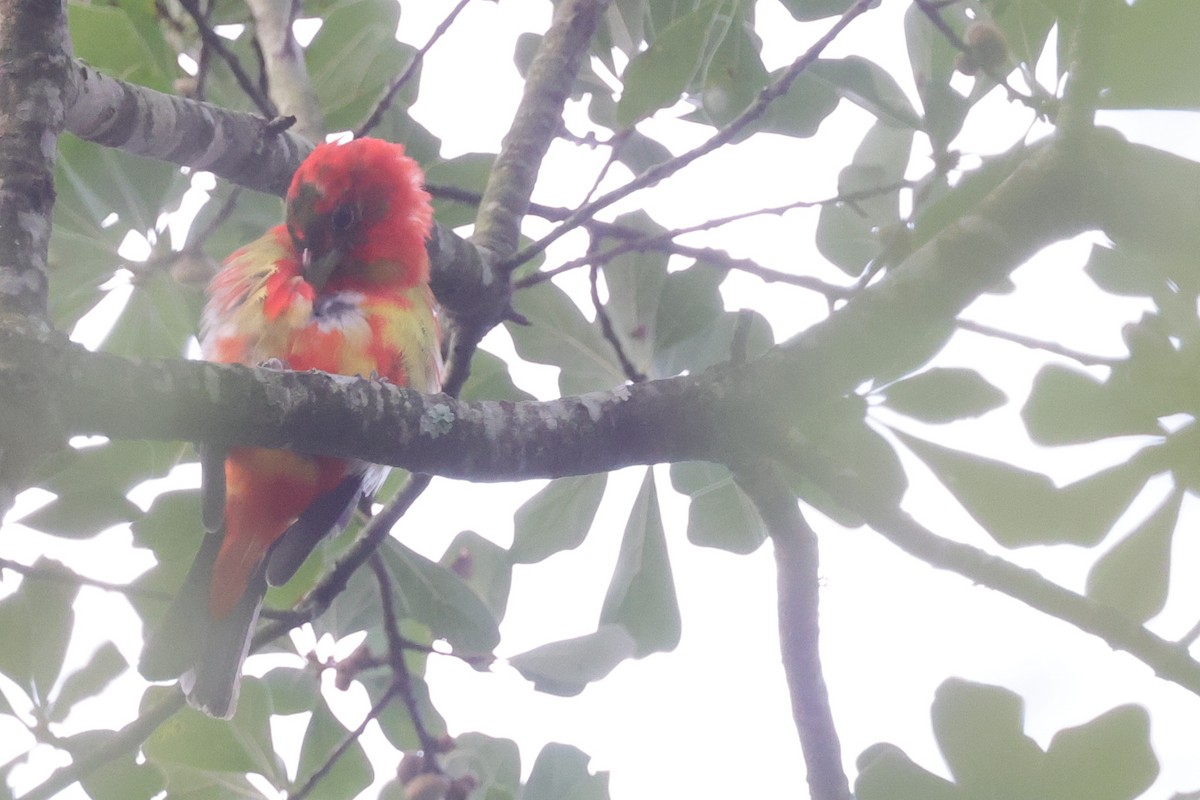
[
  {"x1": 500, "y1": 0, "x2": 880, "y2": 274},
  {"x1": 370, "y1": 554, "x2": 445, "y2": 763},
  {"x1": 956, "y1": 317, "x2": 1120, "y2": 366},
  {"x1": 355, "y1": 0, "x2": 474, "y2": 138},
  {"x1": 177, "y1": 0, "x2": 277, "y2": 117},
  {"x1": 589, "y1": 263, "x2": 646, "y2": 383},
  {"x1": 289, "y1": 680, "x2": 401, "y2": 800}
]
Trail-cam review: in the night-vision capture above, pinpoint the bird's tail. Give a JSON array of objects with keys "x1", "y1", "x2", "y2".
[{"x1": 139, "y1": 531, "x2": 265, "y2": 719}]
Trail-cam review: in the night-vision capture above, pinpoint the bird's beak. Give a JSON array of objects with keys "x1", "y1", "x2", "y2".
[{"x1": 301, "y1": 244, "x2": 347, "y2": 292}]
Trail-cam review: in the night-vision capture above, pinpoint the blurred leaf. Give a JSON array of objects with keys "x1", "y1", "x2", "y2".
[
  {"x1": 669, "y1": 461, "x2": 767, "y2": 553},
  {"x1": 295, "y1": 698, "x2": 373, "y2": 800},
  {"x1": 1022, "y1": 363, "x2": 1162, "y2": 445},
  {"x1": 617, "y1": 0, "x2": 720, "y2": 126},
  {"x1": 439, "y1": 530, "x2": 513, "y2": 623},
  {"x1": 754, "y1": 71, "x2": 839, "y2": 139},
  {"x1": 425, "y1": 153, "x2": 497, "y2": 228},
  {"x1": 652, "y1": 261, "x2": 726, "y2": 356},
  {"x1": 510, "y1": 624, "x2": 637, "y2": 696},
  {"x1": 904, "y1": 2, "x2": 969, "y2": 152},
  {"x1": 776, "y1": 0, "x2": 857, "y2": 22},
  {"x1": 1092, "y1": 0, "x2": 1200, "y2": 110},
  {"x1": 601, "y1": 212, "x2": 670, "y2": 373},
  {"x1": 881, "y1": 367, "x2": 1007, "y2": 423},
  {"x1": 932, "y1": 679, "x2": 1044, "y2": 797},
  {"x1": 20, "y1": 486, "x2": 142, "y2": 539},
  {"x1": 810, "y1": 56, "x2": 923, "y2": 129},
  {"x1": 33, "y1": 439, "x2": 185, "y2": 499},
  {"x1": 63, "y1": 729, "x2": 164, "y2": 800},
  {"x1": 1086, "y1": 489, "x2": 1180, "y2": 623},
  {"x1": 614, "y1": 130, "x2": 674, "y2": 175},
  {"x1": 56, "y1": 134, "x2": 179, "y2": 237},
  {"x1": 68, "y1": 4, "x2": 175, "y2": 92},
  {"x1": 897, "y1": 432, "x2": 1149, "y2": 547},
  {"x1": 655, "y1": 307, "x2": 774, "y2": 377},
  {"x1": 523, "y1": 743, "x2": 609, "y2": 800},
  {"x1": 443, "y1": 732, "x2": 521, "y2": 800},
  {"x1": 101, "y1": 270, "x2": 202, "y2": 359},
  {"x1": 989, "y1": 0, "x2": 1056, "y2": 71},
  {"x1": 379, "y1": 539, "x2": 500, "y2": 657},
  {"x1": 1041, "y1": 705, "x2": 1158, "y2": 800},
  {"x1": 48, "y1": 642, "x2": 128, "y2": 723},
  {"x1": 511, "y1": 475, "x2": 608, "y2": 564},
  {"x1": 460, "y1": 349, "x2": 536, "y2": 402},
  {"x1": 307, "y1": 0, "x2": 419, "y2": 130},
  {"x1": 816, "y1": 122, "x2": 914, "y2": 275},
  {"x1": 700, "y1": 5, "x2": 767, "y2": 127},
  {"x1": 507, "y1": 281, "x2": 626, "y2": 395},
  {"x1": 855, "y1": 742, "x2": 961, "y2": 800},
  {"x1": 261, "y1": 666, "x2": 321, "y2": 716},
  {"x1": 143, "y1": 679, "x2": 283, "y2": 781},
  {"x1": 0, "y1": 558, "x2": 77, "y2": 702},
  {"x1": 599, "y1": 470, "x2": 680, "y2": 657},
  {"x1": 1083, "y1": 242, "x2": 1180, "y2": 298}
]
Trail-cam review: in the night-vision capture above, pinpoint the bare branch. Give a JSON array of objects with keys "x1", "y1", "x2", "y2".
[
  {"x1": 590, "y1": 263, "x2": 646, "y2": 384},
  {"x1": 502, "y1": 0, "x2": 880, "y2": 273},
  {"x1": 864, "y1": 504, "x2": 1200, "y2": 696},
  {"x1": 735, "y1": 461, "x2": 850, "y2": 800},
  {"x1": 956, "y1": 317, "x2": 1120, "y2": 366},
  {"x1": 355, "y1": 0, "x2": 474, "y2": 139},
  {"x1": 178, "y1": 0, "x2": 277, "y2": 117},
  {"x1": 247, "y1": 0, "x2": 323, "y2": 142}
]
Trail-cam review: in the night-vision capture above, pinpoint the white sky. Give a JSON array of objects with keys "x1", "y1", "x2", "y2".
[{"x1": 3, "y1": 1, "x2": 1200, "y2": 799}]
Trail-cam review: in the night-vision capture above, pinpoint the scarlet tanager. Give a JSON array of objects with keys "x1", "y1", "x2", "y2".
[{"x1": 140, "y1": 138, "x2": 441, "y2": 718}]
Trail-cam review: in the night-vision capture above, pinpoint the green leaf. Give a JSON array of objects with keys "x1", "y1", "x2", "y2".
[
  {"x1": 459, "y1": 349, "x2": 536, "y2": 402},
  {"x1": 19, "y1": 486, "x2": 143, "y2": 539},
  {"x1": 443, "y1": 732, "x2": 521, "y2": 800},
  {"x1": 903, "y1": 2, "x2": 969, "y2": 152},
  {"x1": 56, "y1": 134, "x2": 179, "y2": 237},
  {"x1": 775, "y1": 0, "x2": 857, "y2": 22},
  {"x1": 613, "y1": 130, "x2": 674, "y2": 174},
  {"x1": 1092, "y1": 0, "x2": 1200, "y2": 110},
  {"x1": 379, "y1": 539, "x2": 501, "y2": 657},
  {"x1": 0, "y1": 558, "x2": 78, "y2": 702},
  {"x1": 700, "y1": 6, "x2": 768, "y2": 128},
  {"x1": 1085, "y1": 489, "x2": 1180, "y2": 623},
  {"x1": 507, "y1": 281, "x2": 626, "y2": 394},
  {"x1": 143, "y1": 679, "x2": 283, "y2": 781},
  {"x1": 669, "y1": 462, "x2": 767, "y2": 553},
  {"x1": 881, "y1": 367, "x2": 1007, "y2": 423},
  {"x1": 1022, "y1": 363, "x2": 1163, "y2": 446},
  {"x1": 617, "y1": 0, "x2": 721, "y2": 126},
  {"x1": 523, "y1": 743, "x2": 609, "y2": 800},
  {"x1": 809, "y1": 56, "x2": 923, "y2": 129},
  {"x1": 439, "y1": 530, "x2": 514, "y2": 623},
  {"x1": 897, "y1": 432, "x2": 1149, "y2": 547},
  {"x1": 48, "y1": 641, "x2": 128, "y2": 723},
  {"x1": 990, "y1": 0, "x2": 1056, "y2": 72},
  {"x1": 68, "y1": 4, "x2": 175, "y2": 92},
  {"x1": 855, "y1": 743, "x2": 961, "y2": 800},
  {"x1": 816, "y1": 122, "x2": 914, "y2": 275},
  {"x1": 651, "y1": 261, "x2": 726, "y2": 362},
  {"x1": 306, "y1": 0, "x2": 419, "y2": 130},
  {"x1": 294, "y1": 698, "x2": 374, "y2": 800},
  {"x1": 63, "y1": 729, "x2": 164, "y2": 800},
  {"x1": 931, "y1": 679, "x2": 1045, "y2": 797},
  {"x1": 598, "y1": 470, "x2": 680, "y2": 657},
  {"x1": 601, "y1": 211, "x2": 670, "y2": 373},
  {"x1": 102, "y1": 270, "x2": 202, "y2": 359},
  {"x1": 509, "y1": 624, "x2": 638, "y2": 697},
  {"x1": 424, "y1": 153, "x2": 497, "y2": 229},
  {"x1": 753, "y1": 70, "x2": 840, "y2": 139},
  {"x1": 1041, "y1": 705, "x2": 1158, "y2": 800},
  {"x1": 511, "y1": 474, "x2": 608, "y2": 564},
  {"x1": 261, "y1": 666, "x2": 321, "y2": 716}
]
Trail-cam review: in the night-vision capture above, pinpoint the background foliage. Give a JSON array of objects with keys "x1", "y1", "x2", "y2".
[{"x1": 2, "y1": 0, "x2": 1199, "y2": 798}]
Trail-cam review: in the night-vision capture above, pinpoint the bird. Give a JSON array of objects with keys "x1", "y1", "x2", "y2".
[{"x1": 140, "y1": 138, "x2": 441, "y2": 718}]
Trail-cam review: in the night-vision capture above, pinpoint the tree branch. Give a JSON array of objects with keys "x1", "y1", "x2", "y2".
[
  {"x1": 863, "y1": 503, "x2": 1200, "y2": 697},
  {"x1": 736, "y1": 461, "x2": 850, "y2": 800},
  {"x1": 247, "y1": 0, "x2": 322, "y2": 142}
]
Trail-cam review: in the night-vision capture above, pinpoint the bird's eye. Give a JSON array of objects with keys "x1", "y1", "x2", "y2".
[{"x1": 331, "y1": 204, "x2": 357, "y2": 232}]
